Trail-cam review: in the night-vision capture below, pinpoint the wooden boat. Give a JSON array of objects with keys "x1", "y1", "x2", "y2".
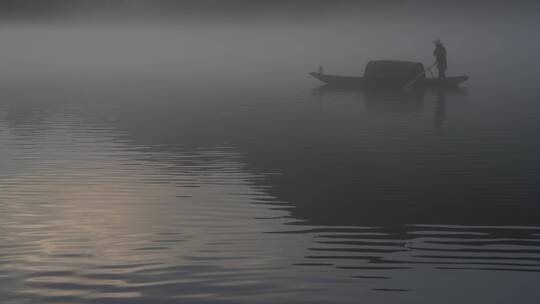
[
  {"x1": 310, "y1": 60, "x2": 469, "y2": 88},
  {"x1": 310, "y1": 72, "x2": 469, "y2": 88}
]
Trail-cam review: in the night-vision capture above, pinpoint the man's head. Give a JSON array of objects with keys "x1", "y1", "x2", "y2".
[{"x1": 434, "y1": 39, "x2": 442, "y2": 46}]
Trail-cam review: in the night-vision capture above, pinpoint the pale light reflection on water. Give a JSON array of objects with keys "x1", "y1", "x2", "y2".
[
  {"x1": 1, "y1": 19, "x2": 540, "y2": 303},
  {"x1": 0, "y1": 116, "x2": 295, "y2": 303}
]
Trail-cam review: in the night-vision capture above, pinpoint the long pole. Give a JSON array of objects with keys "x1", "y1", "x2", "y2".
[{"x1": 403, "y1": 63, "x2": 437, "y2": 89}]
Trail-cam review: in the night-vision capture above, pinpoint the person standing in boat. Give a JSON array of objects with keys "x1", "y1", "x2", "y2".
[{"x1": 433, "y1": 39, "x2": 447, "y2": 79}]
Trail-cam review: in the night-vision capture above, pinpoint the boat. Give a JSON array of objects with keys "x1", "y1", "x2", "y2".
[
  {"x1": 310, "y1": 60, "x2": 469, "y2": 88},
  {"x1": 309, "y1": 72, "x2": 469, "y2": 88}
]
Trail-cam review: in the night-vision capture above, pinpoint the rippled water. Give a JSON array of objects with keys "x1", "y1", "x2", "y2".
[{"x1": 1, "y1": 19, "x2": 540, "y2": 303}]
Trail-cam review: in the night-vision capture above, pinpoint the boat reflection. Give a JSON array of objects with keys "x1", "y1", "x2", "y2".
[
  {"x1": 364, "y1": 88, "x2": 425, "y2": 114},
  {"x1": 435, "y1": 88, "x2": 447, "y2": 129},
  {"x1": 314, "y1": 84, "x2": 425, "y2": 114},
  {"x1": 314, "y1": 84, "x2": 470, "y2": 130}
]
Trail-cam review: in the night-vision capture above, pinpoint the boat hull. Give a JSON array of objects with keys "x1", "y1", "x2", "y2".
[{"x1": 309, "y1": 72, "x2": 468, "y2": 88}]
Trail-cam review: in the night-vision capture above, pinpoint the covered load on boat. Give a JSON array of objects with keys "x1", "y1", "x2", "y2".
[{"x1": 364, "y1": 60, "x2": 425, "y2": 83}]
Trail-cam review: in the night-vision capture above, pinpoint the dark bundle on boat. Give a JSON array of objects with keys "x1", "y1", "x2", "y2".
[{"x1": 364, "y1": 60, "x2": 425, "y2": 87}]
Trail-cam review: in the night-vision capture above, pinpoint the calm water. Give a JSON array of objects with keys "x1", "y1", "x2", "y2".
[{"x1": 1, "y1": 15, "x2": 540, "y2": 304}]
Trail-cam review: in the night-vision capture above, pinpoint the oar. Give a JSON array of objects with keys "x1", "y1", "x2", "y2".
[{"x1": 403, "y1": 63, "x2": 437, "y2": 89}]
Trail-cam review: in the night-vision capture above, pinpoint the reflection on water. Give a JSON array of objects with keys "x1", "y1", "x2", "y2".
[
  {"x1": 0, "y1": 114, "x2": 295, "y2": 303},
  {"x1": 1, "y1": 76, "x2": 539, "y2": 304},
  {"x1": 1, "y1": 23, "x2": 540, "y2": 303}
]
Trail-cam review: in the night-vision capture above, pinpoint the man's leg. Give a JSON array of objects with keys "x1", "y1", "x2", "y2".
[{"x1": 438, "y1": 67, "x2": 446, "y2": 79}]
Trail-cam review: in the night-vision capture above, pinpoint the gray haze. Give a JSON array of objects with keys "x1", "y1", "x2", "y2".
[{"x1": 1, "y1": 1, "x2": 539, "y2": 87}]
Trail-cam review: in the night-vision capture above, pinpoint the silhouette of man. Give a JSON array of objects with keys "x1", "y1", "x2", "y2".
[{"x1": 433, "y1": 40, "x2": 447, "y2": 79}]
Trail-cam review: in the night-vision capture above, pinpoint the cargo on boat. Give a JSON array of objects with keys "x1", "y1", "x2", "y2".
[{"x1": 310, "y1": 60, "x2": 468, "y2": 88}]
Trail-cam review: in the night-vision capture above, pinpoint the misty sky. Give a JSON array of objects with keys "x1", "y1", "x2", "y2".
[{"x1": 1, "y1": 1, "x2": 539, "y2": 24}]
